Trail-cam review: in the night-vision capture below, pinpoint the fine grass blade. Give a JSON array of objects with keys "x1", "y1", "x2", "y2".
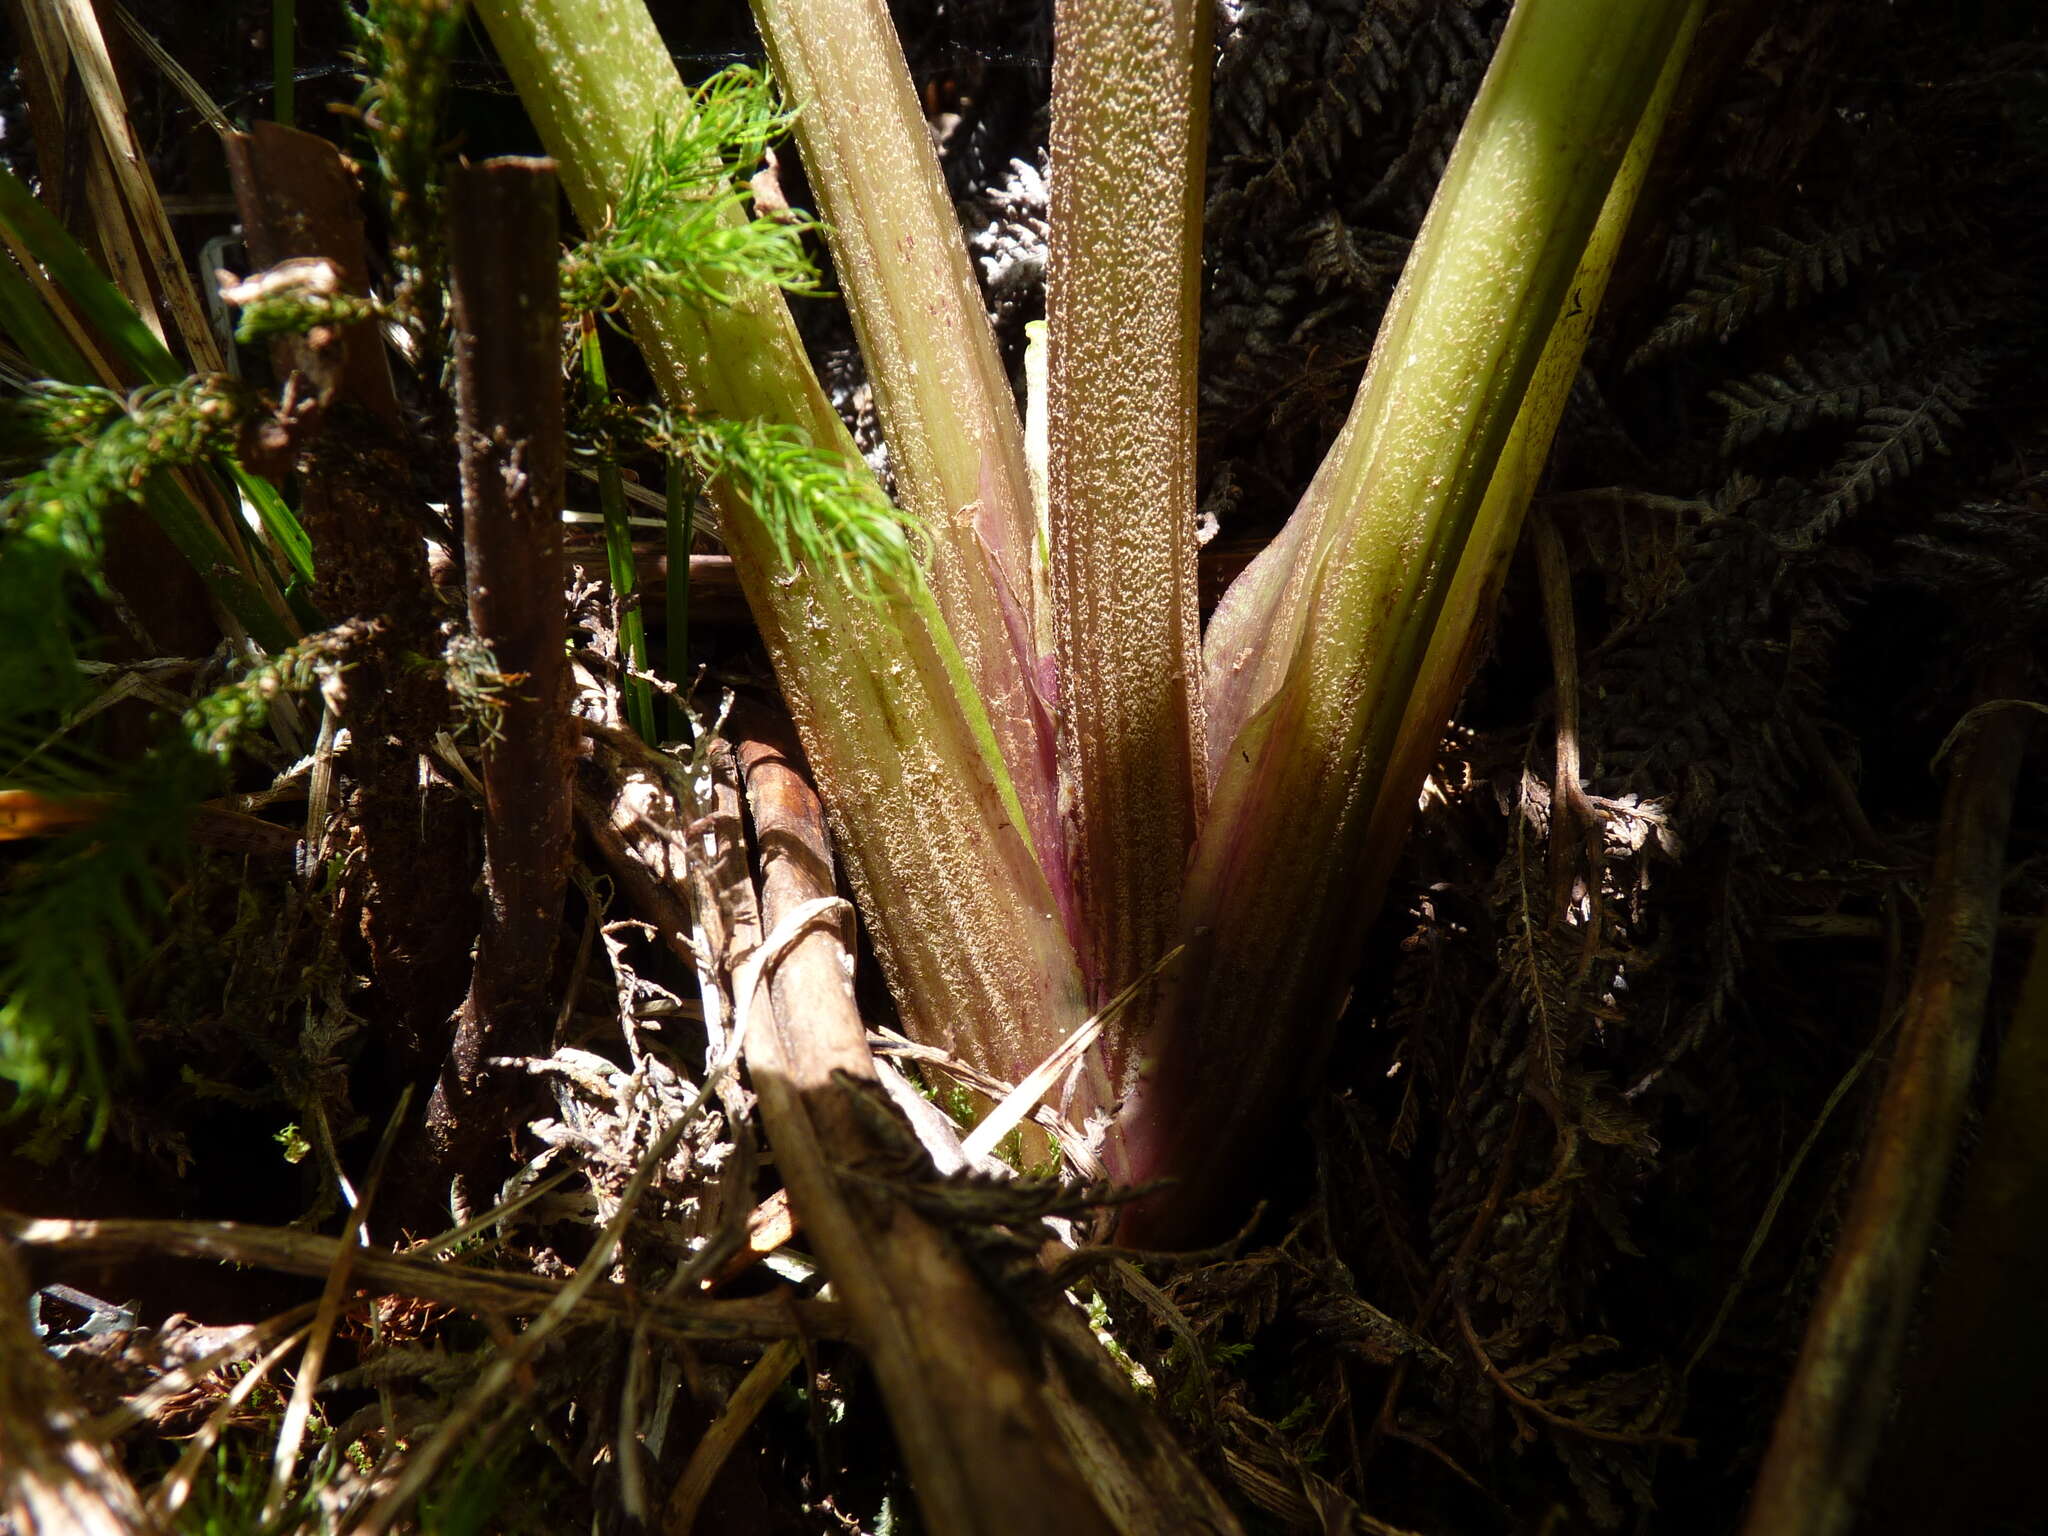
[
  {"x1": 664, "y1": 458, "x2": 695, "y2": 743},
  {"x1": 580, "y1": 314, "x2": 660, "y2": 744}
]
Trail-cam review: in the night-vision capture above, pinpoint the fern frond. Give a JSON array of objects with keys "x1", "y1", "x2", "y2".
[
  {"x1": 1707, "y1": 279, "x2": 1984, "y2": 456},
  {"x1": 1796, "y1": 372, "x2": 1978, "y2": 545},
  {"x1": 0, "y1": 788, "x2": 177, "y2": 1120},
  {"x1": 1629, "y1": 213, "x2": 1927, "y2": 368},
  {"x1": 560, "y1": 67, "x2": 825, "y2": 314},
  {"x1": 1, "y1": 377, "x2": 244, "y2": 551},
  {"x1": 0, "y1": 377, "x2": 246, "y2": 708},
  {"x1": 182, "y1": 626, "x2": 355, "y2": 760},
  {"x1": 1708, "y1": 358, "x2": 1878, "y2": 454},
  {"x1": 1299, "y1": 209, "x2": 1410, "y2": 297},
  {"x1": 687, "y1": 418, "x2": 918, "y2": 595}
]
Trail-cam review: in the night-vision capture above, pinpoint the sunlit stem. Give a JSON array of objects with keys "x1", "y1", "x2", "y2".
[
  {"x1": 1118, "y1": 0, "x2": 1700, "y2": 1243},
  {"x1": 1044, "y1": 0, "x2": 1210, "y2": 1042},
  {"x1": 749, "y1": 0, "x2": 1063, "y2": 909},
  {"x1": 475, "y1": 0, "x2": 1089, "y2": 1084}
]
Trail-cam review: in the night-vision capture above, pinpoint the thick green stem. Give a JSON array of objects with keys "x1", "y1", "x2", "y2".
[
  {"x1": 748, "y1": 0, "x2": 1063, "y2": 906},
  {"x1": 1354, "y1": 0, "x2": 1705, "y2": 980},
  {"x1": 1046, "y1": 0, "x2": 1209, "y2": 1029},
  {"x1": 474, "y1": 0, "x2": 1088, "y2": 1084},
  {"x1": 1119, "y1": 0, "x2": 1697, "y2": 1242}
]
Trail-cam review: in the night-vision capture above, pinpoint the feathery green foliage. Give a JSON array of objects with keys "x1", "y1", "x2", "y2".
[
  {"x1": 561, "y1": 67, "x2": 826, "y2": 314},
  {"x1": 0, "y1": 378, "x2": 246, "y2": 706},
  {"x1": 0, "y1": 630, "x2": 348, "y2": 1129},
  {"x1": 572, "y1": 393, "x2": 921, "y2": 604},
  {"x1": 225, "y1": 261, "x2": 387, "y2": 345},
  {"x1": 3, "y1": 379, "x2": 244, "y2": 536},
  {"x1": 348, "y1": 0, "x2": 466, "y2": 360},
  {"x1": 1, "y1": 166, "x2": 314, "y2": 608},
  {"x1": 646, "y1": 408, "x2": 920, "y2": 596}
]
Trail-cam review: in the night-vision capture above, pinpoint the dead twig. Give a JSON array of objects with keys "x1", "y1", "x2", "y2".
[
  {"x1": 1869, "y1": 913, "x2": 2048, "y2": 1532},
  {"x1": 0, "y1": 1240, "x2": 162, "y2": 1535},
  {"x1": 0, "y1": 1210, "x2": 845, "y2": 1345},
  {"x1": 1741, "y1": 655, "x2": 2036, "y2": 1536},
  {"x1": 661, "y1": 1338, "x2": 802, "y2": 1535},
  {"x1": 426, "y1": 157, "x2": 574, "y2": 1193},
  {"x1": 731, "y1": 710, "x2": 1244, "y2": 1535}
]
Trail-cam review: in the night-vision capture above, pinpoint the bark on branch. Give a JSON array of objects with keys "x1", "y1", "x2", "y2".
[
  {"x1": 225, "y1": 123, "x2": 474, "y2": 1065},
  {"x1": 425, "y1": 158, "x2": 572, "y2": 1191},
  {"x1": 731, "y1": 710, "x2": 1242, "y2": 1536}
]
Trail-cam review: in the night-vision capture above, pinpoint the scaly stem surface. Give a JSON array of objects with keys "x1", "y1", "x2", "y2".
[
  {"x1": 749, "y1": 0, "x2": 1064, "y2": 907},
  {"x1": 430, "y1": 157, "x2": 574, "y2": 1187},
  {"x1": 1046, "y1": 0, "x2": 1209, "y2": 1031}
]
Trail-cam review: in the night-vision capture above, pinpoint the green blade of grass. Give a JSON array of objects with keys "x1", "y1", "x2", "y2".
[
  {"x1": 0, "y1": 247, "x2": 91, "y2": 382},
  {"x1": 0, "y1": 166, "x2": 182, "y2": 387},
  {"x1": 273, "y1": 0, "x2": 296, "y2": 125},
  {"x1": 580, "y1": 314, "x2": 659, "y2": 743},
  {"x1": 229, "y1": 462, "x2": 314, "y2": 585},
  {"x1": 664, "y1": 455, "x2": 695, "y2": 744}
]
